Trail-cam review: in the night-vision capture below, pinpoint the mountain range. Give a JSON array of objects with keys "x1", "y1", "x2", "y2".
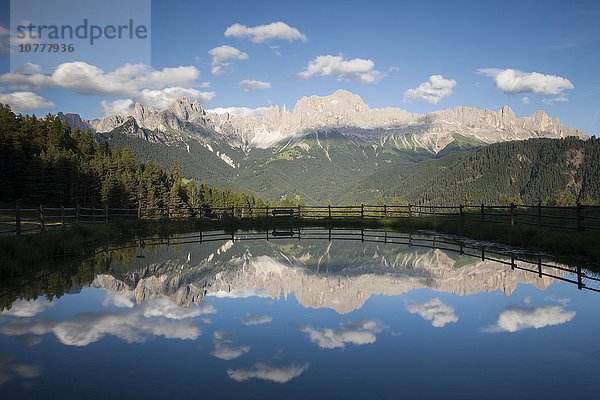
[
  {"x1": 58, "y1": 90, "x2": 591, "y2": 204},
  {"x1": 60, "y1": 89, "x2": 585, "y2": 153},
  {"x1": 89, "y1": 234, "x2": 559, "y2": 314}
]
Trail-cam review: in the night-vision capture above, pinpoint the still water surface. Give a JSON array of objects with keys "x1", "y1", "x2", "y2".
[{"x1": 1, "y1": 229, "x2": 599, "y2": 399}]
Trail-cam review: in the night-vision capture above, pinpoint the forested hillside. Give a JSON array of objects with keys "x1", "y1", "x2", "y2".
[
  {"x1": 3, "y1": 104, "x2": 596, "y2": 208},
  {"x1": 0, "y1": 104, "x2": 271, "y2": 210},
  {"x1": 343, "y1": 137, "x2": 600, "y2": 205},
  {"x1": 104, "y1": 128, "x2": 442, "y2": 203}
]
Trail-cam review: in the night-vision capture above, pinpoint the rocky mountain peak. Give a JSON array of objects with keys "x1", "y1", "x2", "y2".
[
  {"x1": 165, "y1": 97, "x2": 205, "y2": 121},
  {"x1": 500, "y1": 105, "x2": 516, "y2": 120},
  {"x1": 293, "y1": 89, "x2": 369, "y2": 115},
  {"x1": 59, "y1": 90, "x2": 587, "y2": 153}
]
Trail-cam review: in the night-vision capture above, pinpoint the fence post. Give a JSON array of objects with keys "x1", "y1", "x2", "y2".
[
  {"x1": 39, "y1": 204, "x2": 45, "y2": 232},
  {"x1": 76, "y1": 204, "x2": 80, "y2": 225},
  {"x1": 61, "y1": 205, "x2": 65, "y2": 227},
  {"x1": 266, "y1": 205, "x2": 269, "y2": 219},
  {"x1": 105, "y1": 205, "x2": 109, "y2": 223},
  {"x1": 232, "y1": 205, "x2": 235, "y2": 218},
  {"x1": 297, "y1": 205, "x2": 301, "y2": 218},
  {"x1": 384, "y1": 204, "x2": 387, "y2": 218},
  {"x1": 510, "y1": 203, "x2": 515, "y2": 226},
  {"x1": 537, "y1": 201, "x2": 542, "y2": 227},
  {"x1": 15, "y1": 204, "x2": 21, "y2": 235},
  {"x1": 408, "y1": 204, "x2": 412, "y2": 218},
  {"x1": 92, "y1": 206, "x2": 95, "y2": 223},
  {"x1": 328, "y1": 204, "x2": 331, "y2": 219},
  {"x1": 361, "y1": 204, "x2": 364, "y2": 218},
  {"x1": 480, "y1": 203, "x2": 485, "y2": 222},
  {"x1": 459, "y1": 204, "x2": 464, "y2": 223},
  {"x1": 577, "y1": 202, "x2": 583, "y2": 230}
]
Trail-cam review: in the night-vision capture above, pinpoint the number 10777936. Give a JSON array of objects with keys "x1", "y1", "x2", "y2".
[{"x1": 19, "y1": 43, "x2": 74, "y2": 52}]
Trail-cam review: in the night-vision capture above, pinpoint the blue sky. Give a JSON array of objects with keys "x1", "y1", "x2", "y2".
[{"x1": 0, "y1": 0, "x2": 599, "y2": 133}]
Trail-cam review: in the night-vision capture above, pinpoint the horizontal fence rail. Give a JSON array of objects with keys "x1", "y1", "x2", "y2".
[
  {"x1": 92, "y1": 228, "x2": 600, "y2": 295},
  {"x1": 4, "y1": 228, "x2": 598, "y2": 303},
  {"x1": 1, "y1": 202, "x2": 600, "y2": 236}
]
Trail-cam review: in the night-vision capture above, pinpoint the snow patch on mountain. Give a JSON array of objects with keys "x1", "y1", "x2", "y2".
[{"x1": 217, "y1": 151, "x2": 236, "y2": 168}]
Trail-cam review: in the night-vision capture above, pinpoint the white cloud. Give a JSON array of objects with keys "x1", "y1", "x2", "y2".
[
  {"x1": 542, "y1": 94, "x2": 569, "y2": 106},
  {"x1": 1, "y1": 298, "x2": 54, "y2": 317},
  {"x1": 208, "y1": 45, "x2": 248, "y2": 75},
  {"x1": 521, "y1": 96, "x2": 530, "y2": 105},
  {"x1": 100, "y1": 99, "x2": 135, "y2": 116},
  {"x1": 477, "y1": 68, "x2": 574, "y2": 95},
  {"x1": 483, "y1": 305, "x2": 575, "y2": 333},
  {"x1": 140, "y1": 297, "x2": 215, "y2": 320},
  {"x1": 138, "y1": 87, "x2": 215, "y2": 109},
  {"x1": 225, "y1": 21, "x2": 307, "y2": 44},
  {"x1": 227, "y1": 362, "x2": 309, "y2": 383},
  {"x1": 212, "y1": 343, "x2": 251, "y2": 360},
  {"x1": 0, "y1": 62, "x2": 214, "y2": 109},
  {"x1": 211, "y1": 63, "x2": 234, "y2": 76},
  {"x1": 208, "y1": 106, "x2": 269, "y2": 118},
  {"x1": 208, "y1": 45, "x2": 248, "y2": 65},
  {"x1": 239, "y1": 79, "x2": 271, "y2": 91},
  {"x1": 406, "y1": 298, "x2": 458, "y2": 328},
  {"x1": 211, "y1": 331, "x2": 250, "y2": 360},
  {"x1": 0, "y1": 22, "x2": 40, "y2": 54},
  {"x1": 403, "y1": 75, "x2": 457, "y2": 105},
  {"x1": 0, "y1": 297, "x2": 208, "y2": 346},
  {"x1": 0, "y1": 91, "x2": 55, "y2": 111},
  {"x1": 298, "y1": 54, "x2": 383, "y2": 84},
  {"x1": 300, "y1": 319, "x2": 382, "y2": 349},
  {"x1": 240, "y1": 314, "x2": 273, "y2": 325},
  {"x1": 8, "y1": 20, "x2": 40, "y2": 48},
  {"x1": 0, "y1": 357, "x2": 42, "y2": 386},
  {"x1": 15, "y1": 62, "x2": 42, "y2": 74}
]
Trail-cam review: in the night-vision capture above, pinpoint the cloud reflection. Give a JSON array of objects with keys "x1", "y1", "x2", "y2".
[
  {"x1": 240, "y1": 314, "x2": 272, "y2": 326},
  {"x1": 227, "y1": 362, "x2": 309, "y2": 383},
  {"x1": 0, "y1": 357, "x2": 42, "y2": 386},
  {"x1": 211, "y1": 330, "x2": 250, "y2": 360},
  {"x1": 406, "y1": 298, "x2": 459, "y2": 328},
  {"x1": 0, "y1": 297, "x2": 213, "y2": 346},
  {"x1": 300, "y1": 319, "x2": 382, "y2": 349},
  {"x1": 1, "y1": 298, "x2": 55, "y2": 317},
  {"x1": 483, "y1": 305, "x2": 576, "y2": 333}
]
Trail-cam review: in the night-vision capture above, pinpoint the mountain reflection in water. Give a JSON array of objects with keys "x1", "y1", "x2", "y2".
[{"x1": 1, "y1": 228, "x2": 599, "y2": 399}]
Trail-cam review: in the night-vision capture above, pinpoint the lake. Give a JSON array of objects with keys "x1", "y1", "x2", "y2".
[{"x1": 1, "y1": 228, "x2": 599, "y2": 399}]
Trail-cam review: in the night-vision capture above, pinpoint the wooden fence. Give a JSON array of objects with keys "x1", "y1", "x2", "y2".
[
  {"x1": 95, "y1": 228, "x2": 600, "y2": 294},
  {"x1": 1, "y1": 202, "x2": 600, "y2": 236}
]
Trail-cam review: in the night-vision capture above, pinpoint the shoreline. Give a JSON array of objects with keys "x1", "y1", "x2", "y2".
[{"x1": 1, "y1": 216, "x2": 598, "y2": 270}]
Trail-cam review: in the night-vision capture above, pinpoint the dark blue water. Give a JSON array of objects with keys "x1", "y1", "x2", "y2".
[{"x1": 1, "y1": 229, "x2": 599, "y2": 399}]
